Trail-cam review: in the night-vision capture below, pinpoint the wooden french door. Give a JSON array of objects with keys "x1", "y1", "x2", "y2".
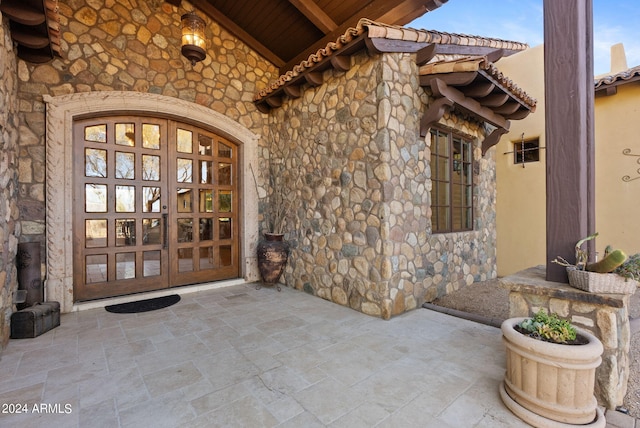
[{"x1": 73, "y1": 116, "x2": 239, "y2": 301}]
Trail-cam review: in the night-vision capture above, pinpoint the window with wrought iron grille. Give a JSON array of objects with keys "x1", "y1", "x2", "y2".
[
  {"x1": 513, "y1": 138, "x2": 540, "y2": 165},
  {"x1": 430, "y1": 128, "x2": 474, "y2": 233}
]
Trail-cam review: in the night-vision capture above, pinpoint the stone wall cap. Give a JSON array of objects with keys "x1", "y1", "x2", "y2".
[{"x1": 500, "y1": 265, "x2": 628, "y2": 308}]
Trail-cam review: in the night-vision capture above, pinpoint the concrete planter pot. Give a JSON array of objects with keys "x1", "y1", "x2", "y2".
[{"x1": 499, "y1": 317, "x2": 606, "y2": 427}]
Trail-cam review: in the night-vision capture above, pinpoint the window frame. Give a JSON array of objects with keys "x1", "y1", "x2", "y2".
[
  {"x1": 513, "y1": 137, "x2": 540, "y2": 165},
  {"x1": 429, "y1": 127, "x2": 475, "y2": 233}
]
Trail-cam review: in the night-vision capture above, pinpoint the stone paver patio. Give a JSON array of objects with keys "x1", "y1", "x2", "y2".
[{"x1": 0, "y1": 283, "x2": 586, "y2": 427}]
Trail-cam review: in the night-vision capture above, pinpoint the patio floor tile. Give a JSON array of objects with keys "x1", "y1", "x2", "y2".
[{"x1": 0, "y1": 282, "x2": 625, "y2": 427}]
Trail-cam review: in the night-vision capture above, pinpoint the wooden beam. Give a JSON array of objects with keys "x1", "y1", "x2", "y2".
[
  {"x1": 304, "y1": 71, "x2": 323, "y2": 86},
  {"x1": 416, "y1": 44, "x2": 437, "y2": 65},
  {"x1": 256, "y1": 102, "x2": 271, "y2": 114},
  {"x1": 366, "y1": 37, "x2": 430, "y2": 54},
  {"x1": 463, "y1": 82, "x2": 495, "y2": 98},
  {"x1": 420, "y1": 73, "x2": 477, "y2": 87},
  {"x1": 476, "y1": 93, "x2": 510, "y2": 108},
  {"x1": 283, "y1": 0, "x2": 446, "y2": 72},
  {"x1": 289, "y1": 0, "x2": 338, "y2": 34},
  {"x1": 544, "y1": 0, "x2": 595, "y2": 282},
  {"x1": 432, "y1": 44, "x2": 513, "y2": 58},
  {"x1": 378, "y1": 0, "x2": 449, "y2": 26},
  {"x1": 503, "y1": 109, "x2": 532, "y2": 120},
  {"x1": 330, "y1": 55, "x2": 351, "y2": 72},
  {"x1": 10, "y1": 27, "x2": 51, "y2": 49},
  {"x1": 265, "y1": 96, "x2": 283, "y2": 108},
  {"x1": 482, "y1": 126, "x2": 509, "y2": 155},
  {"x1": 283, "y1": 85, "x2": 302, "y2": 99},
  {"x1": 0, "y1": 1, "x2": 46, "y2": 26},
  {"x1": 428, "y1": 78, "x2": 509, "y2": 129},
  {"x1": 492, "y1": 101, "x2": 521, "y2": 115},
  {"x1": 420, "y1": 97, "x2": 454, "y2": 137}
]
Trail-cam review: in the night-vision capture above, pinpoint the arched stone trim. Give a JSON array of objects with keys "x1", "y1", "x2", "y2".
[{"x1": 44, "y1": 91, "x2": 260, "y2": 312}]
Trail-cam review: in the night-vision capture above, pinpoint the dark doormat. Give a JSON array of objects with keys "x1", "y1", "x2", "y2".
[{"x1": 105, "y1": 294, "x2": 180, "y2": 314}]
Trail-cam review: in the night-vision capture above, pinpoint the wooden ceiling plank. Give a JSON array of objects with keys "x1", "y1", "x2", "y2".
[
  {"x1": 283, "y1": 0, "x2": 415, "y2": 71},
  {"x1": 289, "y1": 0, "x2": 338, "y2": 34},
  {"x1": 378, "y1": 0, "x2": 448, "y2": 27},
  {"x1": 189, "y1": 0, "x2": 287, "y2": 68}
]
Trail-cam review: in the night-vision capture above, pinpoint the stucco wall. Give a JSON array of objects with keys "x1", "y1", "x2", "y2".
[
  {"x1": 495, "y1": 45, "x2": 547, "y2": 276},
  {"x1": 0, "y1": 15, "x2": 20, "y2": 351},
  {"x1": 268, "y1": 51, "x2": 497, "y2": 319},
  {"x1": 595, "y1": 83, "x2": 640, "y2": 256},
  {"x1": 497, "y1": 44, "x2": 640, "y2": 276}
]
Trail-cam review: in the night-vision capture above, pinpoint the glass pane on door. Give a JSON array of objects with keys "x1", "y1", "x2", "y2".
[{"x1": 74, "y1": 117, "x2": 238, "y2": 301}]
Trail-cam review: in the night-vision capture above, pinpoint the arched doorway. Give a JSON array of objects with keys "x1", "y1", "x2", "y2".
[
  {"x1": 45, "y1": 92, "x2": 261, "y2": 311},
  {"x1": 74, "y1": 116, "x2": 240, "y2": 300}
]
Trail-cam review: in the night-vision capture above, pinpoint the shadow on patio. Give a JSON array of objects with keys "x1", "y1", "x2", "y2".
[{"x1": 0, "y1": 283, "x2": 529, "y2": 427}]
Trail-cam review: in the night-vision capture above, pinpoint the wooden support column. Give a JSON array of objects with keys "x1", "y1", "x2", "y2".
[{"x1": 544, "y1": 0, "x2": 595, "y2": 282}]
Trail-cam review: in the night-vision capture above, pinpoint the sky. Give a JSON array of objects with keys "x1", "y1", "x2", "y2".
[{"x1": 408, "y1": 0, "x2": 640, "y2": 76}]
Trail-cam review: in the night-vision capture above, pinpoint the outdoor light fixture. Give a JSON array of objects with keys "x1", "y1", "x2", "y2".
[{"x1": 181, "y1": 12, "x2": 206, "y2": 65}]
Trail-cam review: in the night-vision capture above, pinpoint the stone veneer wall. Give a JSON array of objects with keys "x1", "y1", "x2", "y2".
[
  {"x1": 267, "y1": 50, "x2": 497, "y2": 319},
  {"x1": 16, "y1": 0, "x2": 277, "y2": 269},
  {"x1": 0, "y1": 15, "x2": 20, "y2": 351}
]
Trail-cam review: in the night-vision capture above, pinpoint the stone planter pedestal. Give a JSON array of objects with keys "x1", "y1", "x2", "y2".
[
  {"x1": 500, "y1": 266, "x2": 634, "y2": 410},
  {"x1": 500, "y1": 317, "x2": 605, "y2": 427}
]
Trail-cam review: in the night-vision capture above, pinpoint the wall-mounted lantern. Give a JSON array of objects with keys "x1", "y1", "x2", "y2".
[{"x1": 181, "y1": 12, "x2": 206, "y2": 66}]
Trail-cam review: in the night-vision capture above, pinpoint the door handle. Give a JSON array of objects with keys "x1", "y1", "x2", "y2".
[{"x1": 162, "y1": 213, "x2": 168, "y2": 249}]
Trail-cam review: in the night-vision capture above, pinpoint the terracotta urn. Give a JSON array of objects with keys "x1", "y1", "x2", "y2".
[
  {"x1": 499, "y1": 317, "x2": 606, "y2": 427},
  {"x1": 256, "y1": 233, "x2": 290, "y2": 291}
]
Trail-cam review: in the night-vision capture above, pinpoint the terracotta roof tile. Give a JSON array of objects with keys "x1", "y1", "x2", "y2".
[
  {"x1": 420, "y1": 57, "x2": 537, "y2": 109},
  {"x1": 595, "y1": 65, "x2": 640, "y2": 89},
  {"x1": 254, "y1": 18, "x2": 529, "y2": 101}
]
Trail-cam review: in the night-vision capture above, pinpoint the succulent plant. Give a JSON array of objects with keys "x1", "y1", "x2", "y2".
[
  {"x1": 518, "y1": 309, "x2": 577, "y2": 344},
  {"x1": 614, "y1": 253, "x2": 640, "y2": 281}
]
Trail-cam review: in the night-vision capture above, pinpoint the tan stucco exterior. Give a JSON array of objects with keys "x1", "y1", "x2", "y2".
[{"x1": 496, "y1": 44, "x2": 640, "y2": 276}]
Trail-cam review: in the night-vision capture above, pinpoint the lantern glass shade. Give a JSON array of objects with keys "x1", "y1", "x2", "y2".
[{"x1": 181, "y1": 12, "x2": 206, "y2": 65}]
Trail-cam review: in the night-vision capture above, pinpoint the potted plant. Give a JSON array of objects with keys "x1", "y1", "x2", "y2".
[
  {"x1": 552, "y1": 233, "x2": 640, "y2": 294},
  {"x1": 499, "y1": 309, "x2": 606, "y2": 427},
  {"x1": 250, "y1": 161, "x2": 290, "y2": 291}
]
